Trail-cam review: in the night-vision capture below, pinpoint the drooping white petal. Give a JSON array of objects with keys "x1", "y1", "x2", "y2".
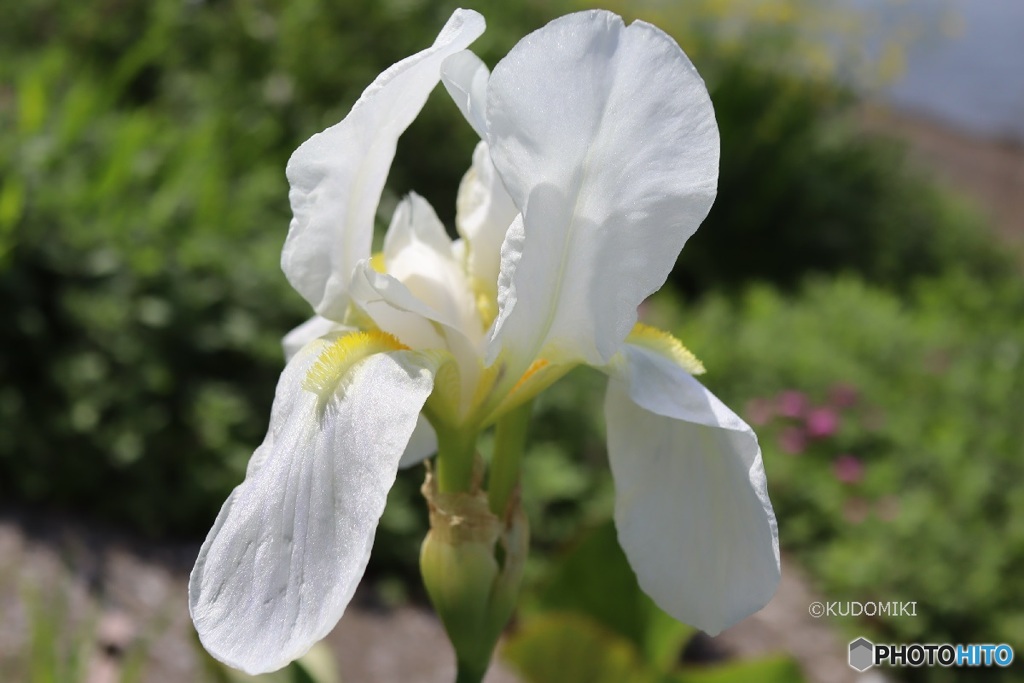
[
  {"x1": 189, "y1": 340, "x2": 436, "y2": 674},
  {"x1": 441, "y1": 50, "x2": 490, "y2": 138},
  {"x1": 604, "y1": 344, "x2": 780, "y2": 635},
  {"x1": 486, "y1": 10, "x2": 719, "y2": 368},
  {"x1": 281, "y1": 9, "x2": 485, "y2": 320},
  {"x1": 399, "y1": 414, "x2": 438, "y2": 468},
  {"x1": 455, "y1": 142, "x2": 520, "y2": 298},
  {"x1": 282, "y1": 315, "x2": 349, "y2": 361}
]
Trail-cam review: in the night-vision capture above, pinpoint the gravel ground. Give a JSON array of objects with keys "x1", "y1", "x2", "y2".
[{"x1": 0, "y1": 504, "x2": 522, "y2": 683}]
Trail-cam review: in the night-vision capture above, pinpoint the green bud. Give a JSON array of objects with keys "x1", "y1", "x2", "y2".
[{"x1": 420, "y1": 462, "x2": 529, "y2": 683}]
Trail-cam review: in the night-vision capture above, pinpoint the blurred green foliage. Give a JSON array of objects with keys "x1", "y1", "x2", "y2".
[
  {"x1": 508, "y1": 271, "x2": 1024, "y2": 681},
  {"x1": 503, "y1": 521, "x2": 804, "y2": 683},
  {"x1": 0, "y1": 0, "x2": 564, "y2": 535},
  {"x1": 14, "y1": 587, "x2": 150, "y2": 683},
  {"x1": 650, "y1": 274, "x2": 1024, "y2": 680}
]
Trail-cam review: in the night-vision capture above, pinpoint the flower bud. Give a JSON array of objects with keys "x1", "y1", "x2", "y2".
[{"x1": 420, "y1": 463, "x2": 528, "y2": 682}]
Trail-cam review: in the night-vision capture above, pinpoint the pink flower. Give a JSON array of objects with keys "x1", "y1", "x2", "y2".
[
  {"x1": 805, "y1": 407, "x2": 839, "y2": 439},
  {"x1": 778, "y1": 426, "x2": 807, "y2": 455},
  {"x1": 776, "y1": 390, "x2": 808, "y2": 419},
  {"x1": 828, "y1": 383, "x2": 859, "y2": 408},
  {"x1": 745, "y1": 397, "x2": 775, "y2": 426},
  {"x1": 833, "y1": 454, "x2": 864, "y2": 484}
]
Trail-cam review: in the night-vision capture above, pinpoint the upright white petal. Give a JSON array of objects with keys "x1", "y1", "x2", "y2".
[
  {"x1": 189, "y1": 340, "x2": 436, "y2": 674},
  {"x1": 282, "y1": 315, "x2": 349, "y2": 361},
  {"x1": 486, "y1": 10, "x2": 719, "y2": 368},
  {"x1": 604, "y1": 344, "x2": 780, "y2": 635},
  {"x1": 281, "y1": 9, "x2": 485, "y2": 320},
  {"x1": 455, "y1": 142, "x2": 520, "y2": 298},
  {"x1": 382, "y1": 193, "x2": 482, "y2": 344},
  {"x1": 441, "y1": 50, "x2": 490, "y2": 138}
]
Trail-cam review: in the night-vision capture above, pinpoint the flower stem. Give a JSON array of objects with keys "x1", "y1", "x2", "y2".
[
  {"x1": 488, "y1": 399, "x2": 533, "y2": 517},
  {"x1": 421, "y1": 469, "x2": 528, "y2": 683},
  {"x1": 455, "y1": 661, "x2": 486, "y2": 683},
  {"x1": 435, "y1": 425, "x2": 479, "y2": 493}
]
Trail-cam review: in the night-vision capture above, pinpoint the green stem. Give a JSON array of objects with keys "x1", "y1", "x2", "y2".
[
  {"x1": 435, "y1": 425, "x2": 478, "y2": 493},
  {"x1": 455, "y1": 661, "x2": 486, "y2": 683},
  {"x1": 488, "y1": 399, "x2": 533, "y2": 517}
]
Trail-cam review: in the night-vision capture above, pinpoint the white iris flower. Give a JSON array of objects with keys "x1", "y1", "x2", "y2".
[{"x1": 189, "y1": 8, "x2": 780, "y2": 674}]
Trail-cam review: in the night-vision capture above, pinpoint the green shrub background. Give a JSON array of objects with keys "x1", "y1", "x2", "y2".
[{"x1": 0, "y1": 0, "x2": 560, "y2": 534}]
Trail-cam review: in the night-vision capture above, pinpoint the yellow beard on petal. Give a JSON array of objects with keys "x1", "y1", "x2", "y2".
[
  {"x1": 303, "y1": 330, "x2": 409, "y2": 398},
  {"x1": 627, "y1": 323, "x2": 706, "y2": 375}
]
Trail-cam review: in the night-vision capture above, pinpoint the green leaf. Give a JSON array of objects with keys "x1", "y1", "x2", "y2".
[
  {"x1": 17, "y1": 72, "x2": 47, "y2": 134},
  {"x1": 533, "y1": 521, "x2": 694, "y2": 671},
  {"x1": 503, "y1": 613, "x2": 659, "y2": 683},
  {"x1": 642, "y1": 608, "x2": 697, "y2": 673}
]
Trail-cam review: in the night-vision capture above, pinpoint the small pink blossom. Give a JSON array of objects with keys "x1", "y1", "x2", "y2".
[
  {"x1": 778, "y1": 426, "x2": 807, "y2": 455},
  {"x1": 833, "y1": 454, "x2": 864, "y2": 484},
  {"x1": 776, "y1": 390, "x2": 808, "y2": 419},
  {"x1": 746, "y1": 397, "x2": 775, "y2": 426},
  {"x1": 806, "y1": 407, "x2": 839, "y2": 439}
]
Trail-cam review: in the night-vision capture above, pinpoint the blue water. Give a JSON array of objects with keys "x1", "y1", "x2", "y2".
[{"x1": 839, "y1": 0, "x2": 1024, "y2": 141}]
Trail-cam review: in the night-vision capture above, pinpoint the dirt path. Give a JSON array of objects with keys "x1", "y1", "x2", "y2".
[
  {"x1": 862, "y1": 105, "x2": 1024, "y2": 253},
  {"x1": 0, "y1": 505, "x2": 519, "y2": 683}
]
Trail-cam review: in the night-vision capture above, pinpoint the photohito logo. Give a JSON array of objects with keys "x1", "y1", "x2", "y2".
[
  {"x1": 849, "y1": 638, "x2": 874, "y2": 672},
  {"x1": 848, "y1": 637, "x2": 1014, "y2": 671}
]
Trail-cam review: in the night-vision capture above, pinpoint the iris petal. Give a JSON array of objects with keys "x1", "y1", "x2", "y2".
[
  {"x1": 282, "y1": 9, "x2": 484, "y2": 319},
  {"x1": 455, "y1": 142, "x2": 520, "y2": 302},
  {"x1": 441, "y1": 50, "x2": 490, "y2": 138},
  {"x1": 486, "y1": 10, "x2": 718, "y2": 368},
  {"x1": 604, "y1": 343, "x2": 780, "y2": 635},
  {"x1": 189, "y1": 340, "x2": 437, "y2": 673}
]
